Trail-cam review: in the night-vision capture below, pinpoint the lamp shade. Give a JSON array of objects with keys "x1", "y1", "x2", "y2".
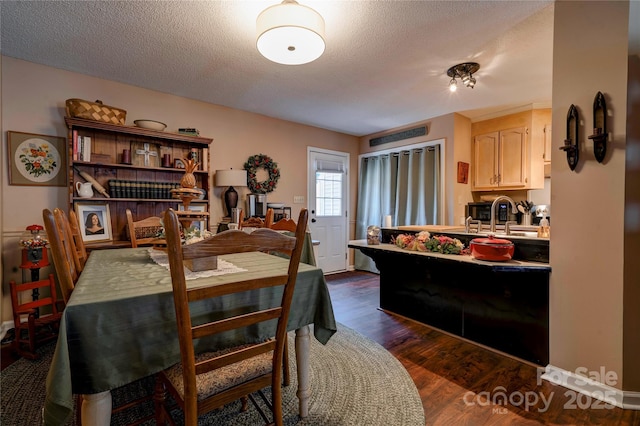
[
  {"x1": 256, "y1": 0, "x2": 325, "y2": 65},
  {"x1": 215, "y1": 169, "x2": 247, "y2": 187}
]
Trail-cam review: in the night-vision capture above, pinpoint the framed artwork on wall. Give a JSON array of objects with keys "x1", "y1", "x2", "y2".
[
  {"x1": 75, "y1": 202, "x2": 113, "y2": 243},
  {"x1": 457, "y1": 161, "x2": 469, "y2": 184},
  {"x1": 7, "y1": 131, "x2": 67, "y2": 186}
]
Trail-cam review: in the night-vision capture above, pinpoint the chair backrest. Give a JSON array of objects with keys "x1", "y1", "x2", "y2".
[
  {"x1": 264, "y1": 208, "x2": 274, "y2": 228},
  {"x1": 270, "y1": 217, "x2": 298, "y2": 233},
  {"x1": 54, "y1": 208, "x2": 84, "y2": 273},
  {"x1": 43, "y1": 209, "x2": 78, "y2": 304},
  {"x1": 240, "y1": 216, "x2": 265, "y2": 228},
  {"x1": 163, "y1": 207, "x2": 308, "y2": 420},
  {"x1": 68, "y1": 209, "x2": 88, "y2": 269},
  {"x1": 126, "y1": 209, "x2": 163, "y2": 248},
  {"x1": 240, "y1": 208, "x2": 273, "y2": 229},
  {"x1": 10, "y1": 274, "x2": 60, "y2": 327}
]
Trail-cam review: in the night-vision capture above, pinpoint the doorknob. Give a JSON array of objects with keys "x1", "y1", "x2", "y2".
[{"x1": 311, "y1": 218, "x2": 316, "y2": 223}]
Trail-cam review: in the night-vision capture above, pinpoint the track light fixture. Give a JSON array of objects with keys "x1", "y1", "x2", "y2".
[{"x1": 447, "y1": 62, "x2": 480, "y2": 91}]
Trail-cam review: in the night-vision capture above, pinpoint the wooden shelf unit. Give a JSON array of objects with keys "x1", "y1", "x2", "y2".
[{"x1": 65, "y1": 117, "x2": 213, "y2": 246}]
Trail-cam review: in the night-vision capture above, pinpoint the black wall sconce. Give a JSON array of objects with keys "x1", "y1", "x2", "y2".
[
  {"x1": 588, "y1": 91, "x2": 608, "y2": 163},
  {"x1": 560, "y1": 104, "x2": 580, "y2": 171}
]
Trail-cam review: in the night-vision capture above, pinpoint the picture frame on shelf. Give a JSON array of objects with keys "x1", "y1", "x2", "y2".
[
  {"x1": 7, "y1": 131, "x2": 67, "y2": 186},
  {"x1": 178, "y1": 204, "x2": 207, "y2": 232},
  {"x1": 174, "y1": 158, "x2": 185, "y2": 169},
  {"x1": 75, "y1": 202, "x2": 113, "y2": 243}
]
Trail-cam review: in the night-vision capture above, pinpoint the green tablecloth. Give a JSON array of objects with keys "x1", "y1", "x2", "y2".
[{"x1": 44, "y1": 248, "x2": 336, "y2": 425}]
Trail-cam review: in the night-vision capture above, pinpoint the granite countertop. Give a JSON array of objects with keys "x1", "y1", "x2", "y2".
[{"x1": 348, "y1": 240, "x2": 551, "y2": 272}]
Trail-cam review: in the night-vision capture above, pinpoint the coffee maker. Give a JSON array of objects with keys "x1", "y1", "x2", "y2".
[{"x1": 246, "y1": 193, "x2": 267, "y2": 218}]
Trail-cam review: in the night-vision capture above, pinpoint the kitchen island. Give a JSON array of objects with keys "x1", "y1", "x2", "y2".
[{"x1": 349, "y1": 240, "x2": 551, "y2": 365}]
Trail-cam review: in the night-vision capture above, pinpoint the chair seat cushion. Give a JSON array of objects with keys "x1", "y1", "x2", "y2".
[{"x1": 163, "y1": 345, "x2": 273, "y2": 401}]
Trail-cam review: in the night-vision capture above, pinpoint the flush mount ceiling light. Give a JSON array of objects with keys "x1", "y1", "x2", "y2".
[
  {"x1": 256, "y1": 0, "x2": 326, "y2": 65},
  {"x1": 447, "y1": 62, "x2": 480, "y2": 92}
]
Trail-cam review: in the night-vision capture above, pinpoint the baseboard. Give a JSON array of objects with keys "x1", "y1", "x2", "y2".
[
  {"x1": 1, "y1": 320, "x2": 14, "y2": 341},
  {"x1": 542, "y1": 364, "x2": 640, "y2": 410}
]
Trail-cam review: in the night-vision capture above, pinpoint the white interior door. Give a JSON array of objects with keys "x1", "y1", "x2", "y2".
[{"x1": 308, "y1": 148, "x2": 348, "y2": 274}]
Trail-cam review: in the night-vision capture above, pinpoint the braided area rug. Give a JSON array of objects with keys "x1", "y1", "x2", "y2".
[{"x1": 1, "y1": 323, "x2": 424, "y2": 425}]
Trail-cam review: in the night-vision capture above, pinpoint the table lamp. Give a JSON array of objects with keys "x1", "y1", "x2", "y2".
[{"x1": 215, "y1": 169, "x2": 247, "y2": 218}]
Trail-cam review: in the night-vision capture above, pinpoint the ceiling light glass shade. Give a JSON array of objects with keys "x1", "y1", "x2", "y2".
[
  {"x1": 449, "y1": 78, "x2": 457, "y2": 92},
  {"x1": 466, "y1": 76, "x2": 476, "y2": 88},
  {"x1": 257, "y1": 0, "x2": 326, "y2": 65}
]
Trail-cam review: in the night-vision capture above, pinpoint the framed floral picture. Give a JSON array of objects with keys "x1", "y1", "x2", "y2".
[
  {"x1": 75, "y1": 202, "x2": 113, "y2": 243},
  {"x1": 7, "y1": 131, "x2": 67, "y2": 186}
]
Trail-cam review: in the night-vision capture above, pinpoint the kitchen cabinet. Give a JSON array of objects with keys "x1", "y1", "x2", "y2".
[
  {"x1": 349, "y1": 240, "x2": 550, "y2": 365},
  {"x1": 472, "y1": 127, "x2": 527, "y2": 190},
  {"x1": 65, "y1": 117, "x2": 213, "y2": 247},
  {"x1": 471, "y1": 109, "x2": 550, "y2": 191},
  {"x1": 543, "y1": 123, "x2": 552, "y2": 177}
]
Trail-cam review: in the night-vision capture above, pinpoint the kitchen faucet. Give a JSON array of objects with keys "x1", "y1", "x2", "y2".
[{"x1": 490, "y1": 196, "x2": 518, "y2": 233}]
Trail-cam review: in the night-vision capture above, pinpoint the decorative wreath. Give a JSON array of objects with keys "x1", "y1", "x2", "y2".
[{"x1": 244, "y1": 154, "x2": 280, "y2": 194}]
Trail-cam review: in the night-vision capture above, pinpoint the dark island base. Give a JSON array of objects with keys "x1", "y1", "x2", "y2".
[{"x1": 363, "y1": 248, "x2": 549, "y2": 365}]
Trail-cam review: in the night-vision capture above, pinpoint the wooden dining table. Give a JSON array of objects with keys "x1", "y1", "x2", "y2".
[{"x1": 43, "y1": 247, "x2": 337, "y2": 425}]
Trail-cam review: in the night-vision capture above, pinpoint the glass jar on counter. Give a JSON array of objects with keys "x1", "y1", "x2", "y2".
[{"x1": 367, "y1": 225, "x2": 381, "y2": 245}]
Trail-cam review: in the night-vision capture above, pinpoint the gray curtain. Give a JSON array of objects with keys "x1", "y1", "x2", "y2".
[{"x1": 355, "y1": 145, "x2": 441, "y2": 272}]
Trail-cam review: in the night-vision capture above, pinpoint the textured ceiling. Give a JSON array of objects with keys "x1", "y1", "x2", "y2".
[{"x1": 1, "y1": 1, "x2": 555, "y2": 136}]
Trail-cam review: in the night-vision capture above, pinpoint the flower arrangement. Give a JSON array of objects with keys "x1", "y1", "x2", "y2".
[
  {"x1": 18, "y1": 142, "x2": 58, "y2": 178},
  {"x1": 393, "y1": 231, "x2": 466, "y2": 255},
  {"x1": 154, "y1": 222, "x2": 213, "y2": 245},
  {"x1": 183, "y1": 226, "x2": 213, "y2": 245},
  {"x1": 244, "y1": 154, "x2": 280, "y2": 194}
]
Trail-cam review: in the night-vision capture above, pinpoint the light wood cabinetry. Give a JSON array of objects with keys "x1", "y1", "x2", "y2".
[
  {"x1": 65, "y1": 117, "x2": 213, "y2": 247},
  {"x1": 473, "y1": 127, "x2": 527, "y2": 189},
  {"x1": 471, "y1": 109, "x2": 550, "y2": 191},
  {"x1": 543, "y1": 123, "x2": 552, "y2": 177}
]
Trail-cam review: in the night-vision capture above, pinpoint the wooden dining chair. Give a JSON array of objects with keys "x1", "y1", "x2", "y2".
[
  {"x1": 155, "y1": 208, "x2": 309, "y2": 426},
  {"x1": 54, "y1": 208, "x2": 86, "y2": 274},
  {"x1": 43, "y1": 208, "x2": 80, "y2": 304},
  {"x1": 9, "y1": 274, "x2": 63, "y2": 360},
  {"x1": 264, "y1": 207, "x2": 274, "y2": 228},
  {"x1": 68, "y1": 209, "x2": 88, "y2": 270},
  {"x1": 240, "y1": 208, "x2": 274, "y2": 229},
  {"x1": 270, "y1": 217, "x2": 298, "y2": 233},
  {"x1": 126, "y1": 208, "x2": 164, "y2": 248}
]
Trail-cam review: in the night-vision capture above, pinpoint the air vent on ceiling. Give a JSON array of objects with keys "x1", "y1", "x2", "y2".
[{"x1": 369, "y1": 125, "x2": 428, "y2": 147}]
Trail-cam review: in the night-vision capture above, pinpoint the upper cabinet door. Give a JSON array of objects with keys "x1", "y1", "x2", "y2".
[
  {"x1": 472, "y1": 127, "x2": 528, "y2": 190},
  {"x1": 499, "y1": 127, "x2": 527, "y2": 187},
  {"x1": 473, "y1": 132, "x2": 499, "y2": 189}
]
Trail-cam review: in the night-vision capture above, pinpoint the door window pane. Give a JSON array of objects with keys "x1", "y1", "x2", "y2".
[{"x1": 316, "y1": 172, "x2": 342, "y2": 216}]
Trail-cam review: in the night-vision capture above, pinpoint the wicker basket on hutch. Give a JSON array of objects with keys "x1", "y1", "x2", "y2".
[{"x1": 65, "y1": 98, "x2": 127, "y2": 125}]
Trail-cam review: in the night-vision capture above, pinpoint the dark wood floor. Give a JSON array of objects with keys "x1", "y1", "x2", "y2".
[
  {"x1": 324, "y1": 270, "x2": 640, "y2": 426},
  {"x1": 3, "y1": 271, "x2": 639, "y2": 425}
]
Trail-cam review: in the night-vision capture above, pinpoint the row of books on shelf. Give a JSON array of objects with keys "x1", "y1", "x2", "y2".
[
  {"x1": 178, "y1": 127, "x2": 200, "y2": 136},
  {"x1": 108, "y1": 180, "x2": 183, "y2": 199},
  {"x1": 72, "y1": 130, "x2": 91, "y2": 161}
]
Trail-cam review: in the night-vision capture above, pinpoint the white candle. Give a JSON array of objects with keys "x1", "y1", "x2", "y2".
[{"x1": 384, "y1": 215, "x2": 392, "y2": 228}]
